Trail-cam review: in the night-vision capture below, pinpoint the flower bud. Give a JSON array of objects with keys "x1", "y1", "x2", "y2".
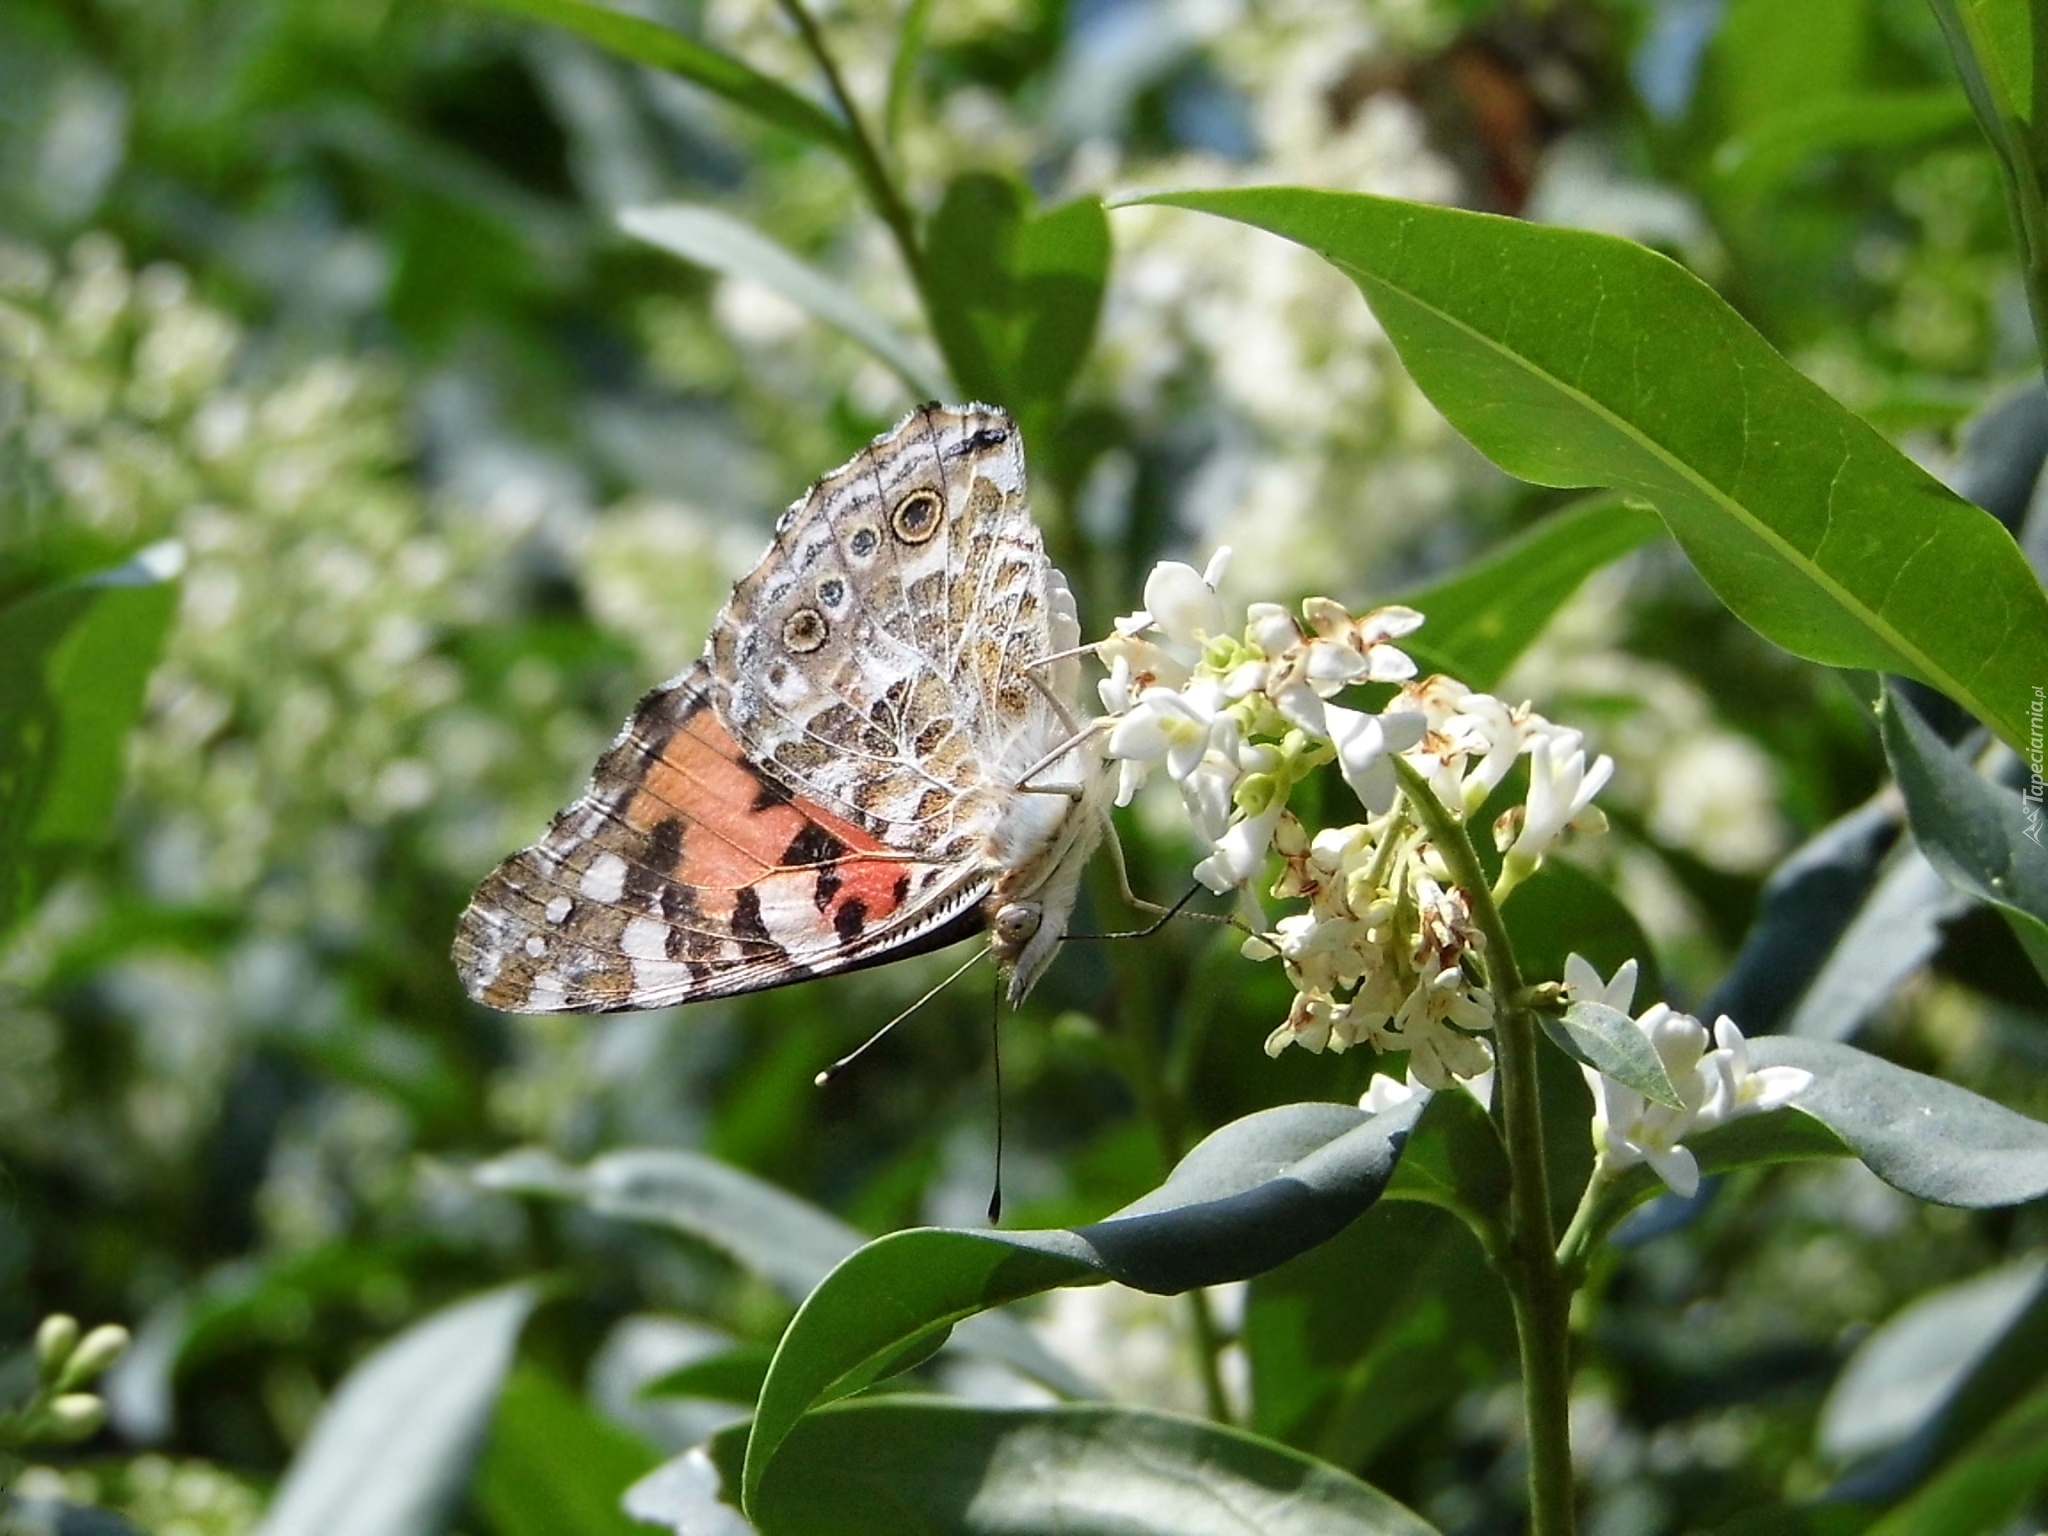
[
  {"x1": 42, "y1": 1394, "x2": 107, "y2": 1444},
  {"x1": 35, "y1": 1315, "x2": 79, "y2": 1379},
  {"x1": 57, "y1": 1324, "x2": 131, "y2": 1390}
]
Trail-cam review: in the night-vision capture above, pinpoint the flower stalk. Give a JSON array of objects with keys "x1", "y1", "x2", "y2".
[{"x1": 1394, "y1": 757, "x2": 1576, "y2": 1536}]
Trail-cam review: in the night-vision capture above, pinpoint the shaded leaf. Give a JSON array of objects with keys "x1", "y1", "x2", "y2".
[
  {"x1": 672, "y1": 1399, "x2": 1440, "y2": 1535},
  {"x1": 1782, "y1": 842, "x2": 1971, "y2": 1040},
  {"x1": 1501, "y1": 858, "x2": 1664, "y2": 1004},
  {"x1": 1396, "y1": 494, "x2": 1664, "y2": 689},
  {"x1": 0, "y1": 555, "x2": 178, "y2": 935},
  {"x1": 1750, "y1": 1037, "x2": 2048, "y2": 1206},
  {"x1": 1545, "y1": 1001, "x2": 1684, "y2": 1109},
  {"x1": 1880, "y1": 683, "x2": 2048, "y2": 980},
  {"x1": 256, "y1": 1285, "x2": 537, "y2": 1536},
  {"x1": 1132, "y1": 187, "x2": 2048, "y2": 754},
  {"x1": 460, "y1": 0, "x2": 851, "y2": 154},
  {"x1": 620, "y1": 205, "x2": 946, "y2": 398},
  {"x1": 742, "y1": 1098, "x2": 1426, "y2": 1511},
  {"x1": 1712, "y1": 91, "x2": 1975, "y2": 200},
  {"x1": 475, "y1": 1368, "x2": 658, "y2": 1536},
  {"x1": 642, "y1": 1343, "x2": 776, "y2": 1406},
  {"x1": 1384, "y1": 1082, "x2": 1509, "y2": 1216}
]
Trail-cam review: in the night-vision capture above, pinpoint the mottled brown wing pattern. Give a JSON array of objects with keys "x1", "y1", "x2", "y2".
[
  {"x1": 452, "y1": 663, "x2": 987, "y2": 1012},
  {"x1": 454, "y1": 402, "x2": 1098, "y2": 1016}
]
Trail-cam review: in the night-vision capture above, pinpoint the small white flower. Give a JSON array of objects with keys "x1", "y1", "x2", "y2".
[
  {"x1": 1194, "y1": 799, "x2": 1286, "y2": 892},
  {"x1": 1325, "y1": 704, "x2": 1427, "y2": 815},
  {"x1": 1578, "y1": 974, "x2": 1814, "y2": 1199},
  {"x1": 1509, "y1": 727, "x2": 1614, "y2": 864},
  {"x1": 1244, "y1": 601, "x2": 1299, "y2": 657},
  {"x1": 1563, "y1": 952, "x2": 1639, "y2": 1014}
]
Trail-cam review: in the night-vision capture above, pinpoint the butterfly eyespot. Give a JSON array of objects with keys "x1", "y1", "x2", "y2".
[
  {"x1": 849, "y1": 527, "x2": 878, "y2": 557},
  {"x1": 891, "y1": 489, "x2": 944, "y2": 544},
  {"x1": 782, "y1": 607, "x2": 829, "y2": 653},
  {"x1": 819, "y1": 578, "x2": 846, "y2": 607}
]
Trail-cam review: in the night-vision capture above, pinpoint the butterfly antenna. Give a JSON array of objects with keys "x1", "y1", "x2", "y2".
[
  {"x1": 987, "y1": 969, "x2": 1005, "y2": 1225},
  {"x1": 1067, "y1": 881, "x2": 1213, "y2": 942},
  {"x1": 815, "y1": 947, "x2": 988, "y2": 1088}
]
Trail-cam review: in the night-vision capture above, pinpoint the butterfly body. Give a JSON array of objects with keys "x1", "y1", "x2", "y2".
[{"x1": 454, "y1": 403, "x2": 1107, "y2": 1014}]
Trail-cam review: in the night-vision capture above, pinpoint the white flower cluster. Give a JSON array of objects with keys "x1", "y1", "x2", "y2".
[
  {"x1": 1094, "y1": 554, "x2": 1614, "y2": 1088},
  {"x1": 1567, "y1": 956, "x2": 1813, "y2": 1199}
]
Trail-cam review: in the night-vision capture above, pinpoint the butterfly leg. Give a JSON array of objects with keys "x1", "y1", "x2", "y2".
[{"x1": 1011, "y1": 719, "x2": 1108, "y2": 801}]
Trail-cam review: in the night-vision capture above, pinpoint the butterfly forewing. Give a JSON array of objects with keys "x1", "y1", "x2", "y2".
[{"x1": 454, "y1": 403, "x2": 1094, "y2": 1015}]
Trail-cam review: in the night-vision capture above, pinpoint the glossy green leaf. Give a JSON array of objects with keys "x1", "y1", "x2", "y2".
[
  {"x1": 0, "y1": 560, "x2": 177, "y2": 935},
  {"x1": 475, "y1": 1368, "x2": 658, "y2": 1536},
  {"x1": 459, "y1": 0, "x2": 852, "y2": 154},
  {"x1": 1501, "y1": 858, "x2": 1664, "y2": 1003},
  {"x1": 1927, "y1": 0, "x2": 2048, "y2": 373},
  {"x1": 664, "y1": 1399, "x2": 1442, "y2": 1535},
  {"x1": 922, "y1": 174, "x2": 1109, "y2": 421},
  {"x1": 1750, "y1": 1037, "x2": 2048, "y2": 1206},
  {"x1": 1545, "y1": 1001, "x2": 1684, "y2": 1109},
  {"x1": 1879, "y1": 683, "x2": 2048, "y2": 980},
  {"x1": 642, "y1": 1343, "x2": 776, "y2": 1405},
  {"x1": 472, "y1": 1147, "x2": 1086, "y2": 1395},
  {"x1": 1131, "y1": 187, "x2": 2048, "y2": 755},
  {"x1": 256, "y1": 1285, "x2": 537, "y2": 1536},
  {"x1": 1712, "y1": 91, "x2": 1975, "y2": 200},
  {"x1": 1395, "y1": 494, "x2": 1664, "y2": 689},
  {"x1": 741, "y1": 1097, "x2": 1426, "y2": 1512},
  {"x1": 620, "y1": 205, "x2": 946, "y2": 398}
]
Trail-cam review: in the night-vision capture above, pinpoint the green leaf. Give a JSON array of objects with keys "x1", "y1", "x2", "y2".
[
  {"x1": 1712, "y1": 91, "x2": 1976, "y2": 201},
  {"x1": 619, "y1": 204, "x2": 947, "y2": 399},
  {"x1": 458, "y1": 0, "x2": 852, "y2": 155},
  {"x1": 1863, "y1": 1377, "x2": 2048, "y2": 1536},
  {"x1": 1501, "y1": 858, "x2": 1664, "y2": 1004},
  {"x1": 1130, "y1": 187, "x2": 2048, "y2": 755},
  {"x1": 641, "y1": 1343, "x2": 777, "y2": 1406},
  {"x1": 741, "y1": 1098, "x2": 1426, "y2": 1513},
  {"x1": 0, "y1": 556, "x2": 178, "y2": 936},
  {"x1": 1879, "y1": 683, "x2": 2048, "y2": 982},
  {"x1": 1544, "y1": 1001, "x2": 1684, "y2": 1109},
  {"x1": 472, "y1": 1147, "x2": 1086, "y2": 1395},
  {"x1": 922, "y1": 174, "x2": 1109, "y2": 422},
  {"x1": 1384, "y1": 1082, "x2": 1509, "y2": 1216},
  {"x1": 256, "y1": 1285, "x2": 537, "y2": 1536},
  {"x1": 1245, "y1": 1202, "x2": 1512, "y2": 1469},
  {"x1": 1782, "y1": 842, "x2": 1970, "y2": 1040},
  {"x1": 1825, "y1": 1258, "x2": 2048, "y2": 1494},
  {"x1": 1395, "y1": 493, "x2": 1664, "y2": 689},
  {"x1": 475, "y1": 1368, "x2": 659, "y2": 1536},
  {"x1": 1749, "y1": 1037, "x2": 2048, "y2": 1206},
  {"x1": 1926, "y1": 0, "x2": 2048, "y2": 375},
  {"x1": 671, "y1": 1399, "x2": 1442, "y2": 1535}
]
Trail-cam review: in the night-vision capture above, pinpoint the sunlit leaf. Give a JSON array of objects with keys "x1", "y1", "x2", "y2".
[
  {"x1": 1749, "y1": 1038, "x2": 2048, "y2": 1206},
  {"x1": 1712, "y1": 91, "x2": 1974, "y2": 199},
  {"x1": 620, "y1": 204, "x2": 947, "y2": 398},
  {"x1": 256, "y1": 1285, "x2": 537, "y2": 1536},
  {"x1": 0, "y1": 551, "x2": 179, "y2": 935},
  {"x1": 460, "y1": 0, "x2": 852, "y2": 154},
  {"x1": 1544, "y1": 1001, "x2": 1684, "y2": 1109},
  {"x1": 741, "y1": 1098, "x2": 1426, "y2": 1512},
  {"x1": 1131, "y1": 187, "x2": 2048, "y2": 754}
]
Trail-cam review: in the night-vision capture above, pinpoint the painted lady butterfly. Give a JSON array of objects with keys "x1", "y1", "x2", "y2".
[{"x1": 453, "y1": 403, "x2": 1111, "y2": 1015}]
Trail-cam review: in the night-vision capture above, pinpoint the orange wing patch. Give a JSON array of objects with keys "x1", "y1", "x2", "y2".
[{"x1": 452, "y1": 664, "x2": 976, "y2": 1013}]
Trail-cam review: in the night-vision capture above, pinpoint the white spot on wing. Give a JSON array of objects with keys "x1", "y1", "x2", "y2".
[
  {"x1": 524, "y1": 935, "x2": 546, "y2": 958},
  {"x1": 545, "y1": 896, "x2": 571, "y2": 924},
  {"x1": 622, "y1": 916, "x2": 669, "y2": 962},
  {"x1": 526, "y1": 971, "x2": 570, "y2": 1011},
  {"x1": 581, "y1": 852, "x2": 628, "y2": 904}
]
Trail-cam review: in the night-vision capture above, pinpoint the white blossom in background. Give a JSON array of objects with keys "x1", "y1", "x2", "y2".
[
  {"x1": 1565, "y1": 955, "x2": 1813, "y2": 1199},
  {"x1": 1095, "y1": 554, "x2": 1614, "y2": 1089}
]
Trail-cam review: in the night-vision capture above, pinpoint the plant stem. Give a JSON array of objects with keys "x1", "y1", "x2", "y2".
[
  {"x1": 771, "y1": 0, "x2": 926, "y2": 286},
  {"x1": 1555, "y1": 1160, "x2": 1616, "y2": 1287},
  {"x1": 1394, "y1": 759, "x2": 1577, "y2": 1536}
]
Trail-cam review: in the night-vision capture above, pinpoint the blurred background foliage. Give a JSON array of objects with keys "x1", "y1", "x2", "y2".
[{"x1": 0, "y1": 0, "x2": 2044, "y2": 1530}]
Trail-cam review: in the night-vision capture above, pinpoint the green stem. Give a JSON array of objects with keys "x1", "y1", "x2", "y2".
[
  {"x1": 1555, "y1": 1158, "x2": 1616, "y2": 1289},
  {"x1": 771, "y1": 0, "x2": 925, "y2": 285},
  {"x1": 1394, "y1": 758, "x2": 1576, "y2": 1536}
]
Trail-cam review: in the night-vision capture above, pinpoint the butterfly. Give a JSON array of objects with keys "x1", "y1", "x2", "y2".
[{"x1": 453, "y1": 403, "x2": 1112, "y2": 1016}]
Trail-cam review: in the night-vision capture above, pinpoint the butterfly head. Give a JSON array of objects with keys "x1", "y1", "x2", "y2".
[{"x1": 990, "y1": 898, "x2": 1062, "y2": 1008}]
